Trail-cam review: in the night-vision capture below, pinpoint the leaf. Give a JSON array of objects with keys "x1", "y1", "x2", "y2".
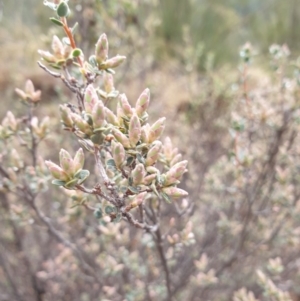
[
  {"x1": 56, "y1": 1, "x2": 70, "y2": 17},
  {"x1": 72, "y1": 48, "x2": 82, "y2": 58},
  {"x1": 106, "y1": 159, "x2": 116, "y2": 168},
  {"x1": 52, "y1": 179, "x2": 66, "y2": 186},
  {"x1": 107, "y1": 91, "x2": 119, "y2": 98},
  {"x1": 105, "y1": 205, "x2": 117, "y2": 214},
  {"x1": 71, "y1": 22, "x2": 78, "y2": 34},
  {"x1": 89, "y1": 55, "x2": 98, "y2": 67},
  {"x1": 91, "y1": 133, "x2": 104, "y2": 145},
  {"x1": 93, "y1": 127, "x2": 106, "y2": 133},
  {"x1": 49, "y1": 17, "x2": 64, "y2": 26},
  {"x1": 105, "y1": 68, "x2": 116, "y2": 75},
  {"x1": 120, "y1": 186, "x2": 128, "y2": 193},
  {"x1": 126, "y1": 156, "x2": 134, "y2": 166},
  {"x1": 64, "y1": 178, "x2": 79, "y2": 188},
  {"x1": 113, "y1": 213, "x2": 122, "y2": 223},
  {"x1": 62, "y1": 37, "x2": 70, "y2": 46},
  {"x1": 128, "y1": 186, "x2": 140, "y2": 194},
  {"x1": 94, "y1": 208, "x2": 103, "y2": 219},
  {"x1": 160, "y1": 192, "x2": 171, "y2": 203},
  {"x1": 76, "y1": 169, "x2": 90, "y2": 184},
  {"x1": 136, "y1": 153, "x2": 145, "y2": 164},
  {"x1": 151, "y1": 182, "x2": 160, "y2": 197}
]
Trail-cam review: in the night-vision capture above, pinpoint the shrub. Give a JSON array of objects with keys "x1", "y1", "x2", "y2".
[{"x1": 2, "y1": 2, "x2": 300, "y2": 301}]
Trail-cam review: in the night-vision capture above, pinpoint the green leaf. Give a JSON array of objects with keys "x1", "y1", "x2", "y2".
[
  {"x1": 49, "y1": 17, "x2": 64, "y2": 26},
  {"x1": 89, "y1": 55, "x2": 98, "y2": 67},
  {"x1": 64, "y1": 178, "x2": 79, "y2": 188},
  {"x1": 93, "y1": 127, "x2": 106, "y2": 133},
  {"x1": 105, "y1": 205, "x2": 117, "y2": 214},
  {"x1": 128, "y1": 186, "x2": 140, "y2": 194},
  {"x1": 62, "y1": 37, "x2": 70, "y2": 46},
  {"x1": 113, "y1": 213, "x2": 122, "y2": 223},
  {"x1": 72, "y1": 48, "x2": 82, "y2": 58},
  {"x1": 151, "y1": 182, "x2": 160, "y2": 197},
  {"x1": 106, "y1": 159, "x2": 116, "y2": 168},
  {"x1": 71, "y1": 22, "x2": 78, "y2": 34},
  {"x1": 94, "y1": 208, "x2": 103, "y2": 219},
  {"x1": 160, "y1": 192, "x2": 171, "y2": 203},
  {"x1": 120, "y1": 186, "x2": 128, "y2": 193},
  {"x1": 52, "y1": 179, "x2": 66, "y2": 186},
  {"x1": 136, "y1": 153, "x2": 145, "y2": 164},
  {"x1": 76, "y1": 169, "x2": 90, "y2": 184},
  {"x1": 84, "y1": 113, "x2": 93, "y2": 126},
  {"x1": 126, "y1": 156, "x2": 134, "y2": 166},
  {"x1": 105, "y1": 68, "x2": 116, "y2": 75},
  {"x1": 91, "y1": 133, "x2": 104, "y2": 145},
  {"x1": 56, "y1": 1, "x2": 70, "y2": 17}
]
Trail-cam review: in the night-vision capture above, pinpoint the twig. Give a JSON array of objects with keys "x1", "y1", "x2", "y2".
[
  {"x1": 37, "y1": 61, "x2": 77, "y2": 93},
  {"x1": 61, "y1": 17, "x2": 84, "y2": 68},
  {"x1": 29, "y1": 196, "x2": 102, "y2": 283},
  {"x1": 155, "y1": 227, "x2": 172, "y2": 301},
  {"x1": 0, "y1": 248, "x2": 23, "y2": 301}
]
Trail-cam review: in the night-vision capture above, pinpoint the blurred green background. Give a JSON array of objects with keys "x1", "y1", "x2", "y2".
[{"x1": 2, "y1": 0, "x2": 300, "y2": 70}]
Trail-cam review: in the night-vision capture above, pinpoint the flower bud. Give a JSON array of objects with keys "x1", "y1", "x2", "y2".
[
  {"x1": 84, "y1": 85, "x2": 98, "y2": 114},
  {"x1": 51, "y1": 35, "x2": 64, "y2": 58},
  {"x1": 103, "y1": 55, "x2": 126, "y2": 69},
  {"x1": 11, "y1": 149, "x2": 24, "y2": 169},
  {"x1": 3, "y1": 111, "x2": 17, "y2": 132},
  {"x1": 146, "y1": 141, "x2": 162, "y2": 166},
  {"x1": 103, "y1": 73, "x2": 114, "y2": 93},
  {"x1": 95, "y1": 33, "x2": 108, "y2": 64},
  {"x1": 104, "y1": 108, "x2": 118, "y2": 126},
  {"x1": 112, "y1": 140, "x2": 125, "y2": 169},
  {"x1": 129, "y1": 113, "x2": 141, "y2": 147},
  {"x1": 40, "y1": 116, "x2": 50, "y2": 133},
  {"x1": 72, "y1": 114, "x2": 92, "y2": 135},
  {"x1": 15, "y1": 80, "x2": 41, "y2": 103},
  {"x1": 92, "y1": 101, "x2": 106, "y2": 129},
  {"x1": 25, "y1": 80, "x2": 35, "y2": 95},
  {"x1": 59, "y1": 105, "x2": 73, "y2": 127},
  {"x1": 59, "y1": 149, "x2": 75, "y2": 176},
  {"x1": 37, "y1": 50, "x2": 56, "y2": 63},
  {"x1": 165, "y1": 160, "x2": 188, "y2": 186},
  {"x1": 143, "y1": 174, "x2": 156, "y2": 185},
  {"x1": 130, "y1": 191, "x2": 147, "y2": 208},
  {"x1": 141, "y1": 124, "x2": 150, "y2": 143},
  {"x1": 162, "y1": 187, "x2": 188, "y2": 198},
  {"x1": 112, "y1": 129, "x2": 131, "y2": 148},
  {"x1": 73, "y1": 148, "x2": 84, "y2": 172},
  {"x1": 148, "y1": 117, "x2": 166, "y2": 143},
  {"x1": 136, "y1": 88, "x2": 150, "y2": 117},
  {"x1": 7, "y1": 167, "x2": 18, "y2": 183},
  {"x1": 119, "y1": 94, "x2": 133, "y2": 117},
  {"x1": 15, "y1": 88, "x2": 27, "y2": 100},
  {"x1": 170, "y1": 154, "x2": 182, "y2": 166},
  {"x1": 132, "y1": 163, "x2": 146, "y2": 185},
  {"x1": 146, "y1": 166, "x2": 159, "y2": 174},
  {"x1": 45, "y1": 160, "x2": 69, "y2": 181},
  {"x1": 163, "y1": 137, "x2": 173, "y2": 161}
]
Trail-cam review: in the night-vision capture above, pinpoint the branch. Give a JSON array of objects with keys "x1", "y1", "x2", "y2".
[{"x1": 37, "y1": 61, "x2": 77, "y2": 93}]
